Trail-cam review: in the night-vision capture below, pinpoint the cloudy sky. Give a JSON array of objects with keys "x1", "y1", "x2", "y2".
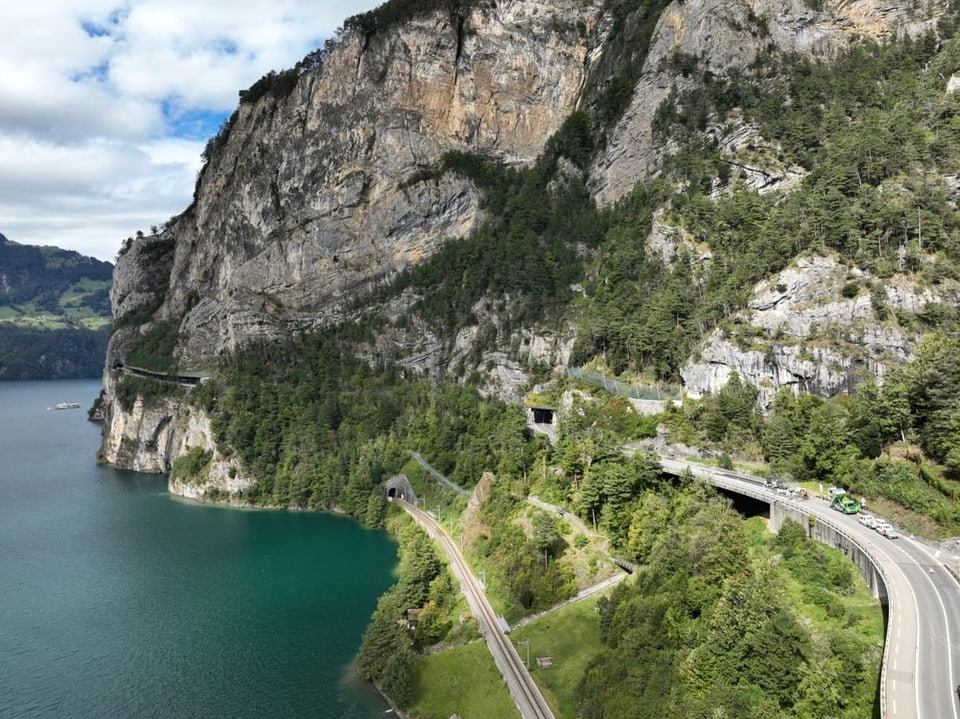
[{"x1": 0, "y1": 0, "x2": 382, "y2": 262}]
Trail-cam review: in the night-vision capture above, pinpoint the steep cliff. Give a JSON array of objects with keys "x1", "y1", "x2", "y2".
[
  {"x1": 133, "y1": 0, "x2": 605, "y2": 368},
  {"x1": 98, "y1": 385, "x2": 253, "y2": 498},
  {"x1": 101, "y1": 0, "x2": 952, "y2": 491},
  {"x1": 590, "y1": 0, "x2": 945, "y2": 204},
  {"x1": 103, "y1": 0, "x2": 607, "y2": 484}
]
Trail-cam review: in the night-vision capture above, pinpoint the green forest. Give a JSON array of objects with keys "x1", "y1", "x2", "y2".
[
  {"x1": 115, "y1": 0, "x2": 960, "y2": 715},
  {"x1": 145, "y1": 313, "x2": 958, "y2": 715},
  {"x1": 0, "y1": 325, "x2": 110, "y2": 380},
  {"x1": 0, "y1": 234, "x2": 112, "y2": 379}
]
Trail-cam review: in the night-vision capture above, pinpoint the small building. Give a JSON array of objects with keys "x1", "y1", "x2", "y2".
[
  {"x1": 536, "y1": 657, "x2": 555, "y2": 669},
  {"x1": 399, "y1": 607, "x2": 422, "y2": 632}
]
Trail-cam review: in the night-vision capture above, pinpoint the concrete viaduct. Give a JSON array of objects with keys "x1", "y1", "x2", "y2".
[{"x1": 658, "y1": 456, "x2": 960, "y2": 719}]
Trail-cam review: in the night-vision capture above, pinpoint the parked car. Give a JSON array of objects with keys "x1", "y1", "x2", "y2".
[{"x1": 859, "y1": 514, "x2": 878, "y2": 528}]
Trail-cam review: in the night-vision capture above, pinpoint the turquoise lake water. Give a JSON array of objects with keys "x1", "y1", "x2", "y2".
[{"x1": 0, "y1": 379, "x2": 398, "y2": 718}]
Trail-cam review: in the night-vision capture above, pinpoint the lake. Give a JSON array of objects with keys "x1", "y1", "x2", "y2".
[{"x1": 0, "y1": 379, "x2": 398, "y2": 718}]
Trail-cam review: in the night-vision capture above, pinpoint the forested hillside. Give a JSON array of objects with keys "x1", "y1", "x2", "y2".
[
  {"x1": 577, "y1": 31, "x2": 960, "y2": 378},
  {"x1": 106, "y1": 0, "x2": 960, "y2": 715},
  {"x1": 0, "y1": 234, "x2": 111, "y2": 379}
]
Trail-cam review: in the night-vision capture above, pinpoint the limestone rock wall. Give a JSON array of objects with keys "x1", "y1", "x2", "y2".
[
  {"x1": 138, "y1": 0, "x2": 605, "y2": 368},
  {"x1": 100, "y1": 0, "x2": 951, "y2": 485},
  {"x1": 102, "y1": 0, "x2": 605, "y2": 484},
  {"x1": 681, "y1": 255, "x2": 958, "y2": 408},
  {"x1": 99, "y1": 371, "x2": 252, "y2": 497}
]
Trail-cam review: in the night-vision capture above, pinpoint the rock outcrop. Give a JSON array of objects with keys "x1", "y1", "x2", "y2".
[
  {"x1": 102, "y1": 0, "x2": 608, "y2": 491},
  {"x1": 99, "y1": 388, "x2": 251, "y2": 499},
  {"x1": 681, "y1": 254, "x2": 959, "y2": 409},
  {"x1": 139, "y1": 0, "x2": 606, "y2": 369}
]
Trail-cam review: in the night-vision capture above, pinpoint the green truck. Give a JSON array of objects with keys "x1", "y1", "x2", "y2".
[{"x1": 830, "y1": 492, "x2": 862, "y2": 514}]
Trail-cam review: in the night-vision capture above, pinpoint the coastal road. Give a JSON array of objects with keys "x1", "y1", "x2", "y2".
[
  {"x1": 659, "y1": 457, "x2": 960, "y2": 719},
  {"x1": 395, "y1": 499, "x2": 555, "y2": 719}
]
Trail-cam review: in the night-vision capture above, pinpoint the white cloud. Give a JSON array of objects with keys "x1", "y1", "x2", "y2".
[{"x1": 0, "y1": 0, "x2": 382, "y2": 261}]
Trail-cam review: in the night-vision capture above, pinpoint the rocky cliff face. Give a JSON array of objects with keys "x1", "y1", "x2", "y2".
[
  {"x1": 98, "y1": 386, "x2": 252, "y2": 498},
  {"x1": 681, "y1": 254, "x2": 960, "y2": 409},
  {"x1": 592, "y1": 0, "x2": 949, "y2": 411},
  {"x1": 102, "y1": 0, "x2": 948, "y2": 490},
  {"x1": 590, "y1": 0, "x2": 946, "y2": 204},
  {"x1": 103, "y1": 0, "x2": 606, "y2": 488},
  {"x1": 139, "y1": 0, "x2": 605, "y2": 369}
]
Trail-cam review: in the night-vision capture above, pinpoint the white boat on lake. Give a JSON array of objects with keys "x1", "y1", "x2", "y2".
[{"x1": 48, "y1": 402, "x2": 81, "y2": 410}]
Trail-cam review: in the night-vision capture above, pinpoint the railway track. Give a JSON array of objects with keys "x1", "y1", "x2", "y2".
[{"x1": 397, "y1": 499, "x2": 554, "y2": 719}]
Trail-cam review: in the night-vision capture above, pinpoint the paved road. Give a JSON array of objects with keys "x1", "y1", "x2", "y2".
[
  {"x1": 830, "y1": 510, "x2": 959, "y2": 719},
  {"x1": 121, "y1": 364, "x2": 209, "y2": 386},
  {"x1": 891, "y1": 539, "x2": 960, "y2": 719},
  {"x1": 395, "y1": 499, "x2": 554, "y2": 719},
  {"x1": 659, "y1": 457, "x2": 960, "y2": 719}
]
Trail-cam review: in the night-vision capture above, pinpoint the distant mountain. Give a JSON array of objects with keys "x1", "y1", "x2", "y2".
[{"x1": 0, "y1": 233, "x2": 112, "y2": 380}]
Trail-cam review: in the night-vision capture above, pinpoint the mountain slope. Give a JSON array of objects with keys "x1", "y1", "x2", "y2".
[
  {"x1": 98, "y1": 0, "x2": 957, "y2": 478},
  {"x1": 0, "y1": 233, "x2": 111, "y2": 379}
]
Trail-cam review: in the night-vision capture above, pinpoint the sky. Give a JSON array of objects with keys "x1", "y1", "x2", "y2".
[{"x1": 0, "y1": 0, "x2": 382, "y2": 262}]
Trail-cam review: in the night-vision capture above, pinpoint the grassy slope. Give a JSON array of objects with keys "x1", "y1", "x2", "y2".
[
  {"x1": 410, "y1": 640, "x2": 520, "y2": 719},
  {"x1": 0, "y1": 236, "x2": 112, "y2": 378},
  {"x1": 409, "y1": 516, "x2": 882, "y2": 718},
  {"x1": 512, "y1": 594, "x2": 606, "y2": 718},
  {"x1": 0, "y1": 236, "x2": 112, "y2": 330}
]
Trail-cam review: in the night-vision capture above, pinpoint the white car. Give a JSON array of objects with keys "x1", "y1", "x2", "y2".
[
  {"x1": 859, "y1": 514, "x2": 878, "y2": 528},
  {"x1": 879, "y1": 525, "x2": 900, "y2": 539}
]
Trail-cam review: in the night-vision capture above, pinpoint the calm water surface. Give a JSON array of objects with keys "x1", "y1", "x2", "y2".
[{"x1": 0, "y1": 379, "x2": 397, "y2": 718}]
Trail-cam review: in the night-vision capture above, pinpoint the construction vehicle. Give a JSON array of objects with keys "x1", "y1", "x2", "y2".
[{"x1": 830, "y1": 491, "x2": 861, "y2": 514}]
